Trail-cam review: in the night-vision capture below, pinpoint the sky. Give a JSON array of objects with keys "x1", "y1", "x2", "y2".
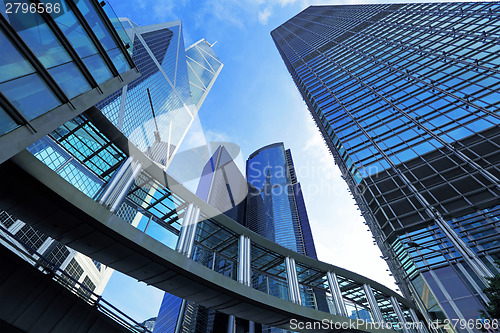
[{"x1": 99, "y1": 0, "x2": 433, "y2": 323}]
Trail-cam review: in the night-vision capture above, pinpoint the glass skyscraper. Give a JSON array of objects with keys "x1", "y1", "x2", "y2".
[
  {"x1": 272, "y1": 2, "x2": 500, "y2": 330},
  {"x1": 246, "y1": 143, "x2": 321, "y2": 333},
  {"x1": 97, "y1": 20, "x2": 223, "y2": 167},
  {"x1": 247, "y1": 143, "x2": 317, "y2": 259}
]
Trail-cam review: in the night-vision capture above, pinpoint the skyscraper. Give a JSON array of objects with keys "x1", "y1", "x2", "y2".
[
  {"x1": 154, "y1": 144, "x2": 247, "y2": 333},
  {"x1": 97, "y1": 20, "x2": 223, "y2": 168},
  {"x1": 0, "y1": 0, "x2": 221, "y2": 321},
  {"x1": 272, "y1": 2, "x2": 500, "y2": 328},
  {"x1": 197, "y1": 144, "x2": 247, "y2": 224},
  {"x1": 246, "y1": 143, "x2": 322, "y2": 333},
  {"x1": 246, "y1": 143, "x2": 317, "y2": 259}
]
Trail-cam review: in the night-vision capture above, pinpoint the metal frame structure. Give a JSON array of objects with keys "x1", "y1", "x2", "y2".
[
  {"x1": 271, "y1": 2, "x2": 500, "y2": 327},
  {"x1": 0, "y1": 223, "x2": 151, "y2": 333},
  {"x1": 0, "y1": 107, "x2": 426, "y2": 333},
  {"x1": 0, "y1": 0, "x2": 140, "y2": 164}
]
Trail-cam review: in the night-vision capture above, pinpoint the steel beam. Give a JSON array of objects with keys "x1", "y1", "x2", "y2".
[{"x1": 327, "y1": 271, "x2": 348, "y2": 317}]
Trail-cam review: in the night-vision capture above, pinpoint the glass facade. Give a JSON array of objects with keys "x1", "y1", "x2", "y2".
[
  {"x1": 152, "y1": 293, "x2": 182, "y2": 333},
  {"x1": 272, "y1": 2, "x2": 500, "y2": 330},
  {"x1": 0, "y1": 0, "x2": 135, "y2": 163},
  {"x1": 185, "y1": 39, "x2": 223, "y2": 108},
  {"x1": 246, "y1": 143, "x2": 317, "y2": 259},
  {"x1": 246, "y1": 143, "x2": 320, "y2": 333},
  {"x1": 96, "y1": 22, "x2": 222, "y2": 168},
  {"x1": 196, "y1": 145, "x2": 247, "y2": 224}
]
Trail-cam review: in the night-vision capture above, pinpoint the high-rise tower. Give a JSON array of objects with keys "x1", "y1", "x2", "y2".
[
  {"x1": 246, "y1": 143, "x2": 322, "y2": 333},
  {"x1": 154, "y1": 144, "x2": 246, "y2": 333},
  {"x1": 272, "y1": 2, "x2": 500, "y2": 329},
  {"x1": 246, "y1": 143, "x2": 317, "y2": 259},
  {"x1": 97, "y1": 20, "x2": 223, "y2": 168}
]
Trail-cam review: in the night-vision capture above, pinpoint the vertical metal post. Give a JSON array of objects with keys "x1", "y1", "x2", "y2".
[
  {"x1": 246, "y1": 237, "x2": 251, "y2": 286},
  {"x1": 211, "y1": 251, "x2": 217, "y2": 271},
  {"x1": 227, "y1": 315, "x2": 236, "y2": 333},
  {"x1": 110, "y1": 161, "x2": 142, "y2": 212},
  {"x1": 363, "y1": 284, "x2": 384, "y2": 323},
  {"x1": 185, "y1": 206, "x2": 200, "y2": 258},
  {"x1": 390, "y1": 296, "x2": 410, "y2": 333},
  {"x1": 285, "y1": 257, "x2": 301, "y2": 305},
  {"x1": 176, "y1": 204, "x2": 193, "y2": 253},
  {"x1": 238, "y1": 236, "x2": 251, "y2": 286},
  {"x1": 174, "y1": 299, "x2": 187, "y2": 333},
  {"x1": 175, "y1": 204, "x2": 200, "y2": 257},
  {"x1": 99, "y1": 157, "x2": 132, "y2": 204},
  {"x1": 238, "y1": 235, "x2": 245, "y2": 284},
  {"x1": 237, "y1": 235, "x2": 254, "y2": 332},
  {"x1": 409, "y1": 309, "x2": 429, "y2": 333},
  {"x1": 326, "y1": 271, "x2": 347, "y2": 317}
]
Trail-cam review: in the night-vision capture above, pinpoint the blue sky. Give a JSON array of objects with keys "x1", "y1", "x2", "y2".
[{"x1": 101, "y1": 0, "x2": 412, "y2": 323}]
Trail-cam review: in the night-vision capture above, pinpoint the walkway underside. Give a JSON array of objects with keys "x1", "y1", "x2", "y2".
[
  {"x1": 0, "y1": 242, "x2": 128, "y2": 333},
  {"x1": 0, "y1": 152, "x2": 394, "y2": 333}
]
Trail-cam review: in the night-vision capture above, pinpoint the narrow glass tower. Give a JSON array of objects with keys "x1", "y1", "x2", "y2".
[
  {"x1": 246, "y1": 143, "x2": 317, "y2": 259},
  {"x1": 272, "y1": 2, "x2": 500, "y2": 328}
]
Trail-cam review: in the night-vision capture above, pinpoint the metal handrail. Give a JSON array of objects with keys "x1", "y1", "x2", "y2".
[{"x1": 0, "y1": 222, "x2": 152, "y2": 333}]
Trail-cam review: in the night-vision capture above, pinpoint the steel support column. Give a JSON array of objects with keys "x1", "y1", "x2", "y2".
[
  {"x1": 175, "y1": 203, "x2": 200, "y2": 257},
  {"x1": 99, "y1": 157, "x2": 142, "y2": 212},
  {"x1": 363, "y1": 284, "x2": 384, "y2": 323},
  {"x1": 238, "y1": 235, "x2": 251, "y2": 286},
  {"x1": 174, "y1": 299, "x2": 187, "y2": 333},
  {"x1": 110, "y1": 161, "x2": 142, "y2": 212},
  {"x1": 235, "y1": 235, "x2": 253, "y2": 333},
  {"x1": 390, "y1": 296, "x2": 410, "y2": 333},
  {"x1": 227, "y1": 315, "x2": 236, "y2": 333},
  {"x1": 326, "y1": 271, "x2": 347, "y2": 317},
  {"x1": 285, "y1": 257, "x2": 301, "y2": 305}
]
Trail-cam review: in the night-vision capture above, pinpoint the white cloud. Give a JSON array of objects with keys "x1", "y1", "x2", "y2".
[
  {"x1": 152, "y1": 1, "x2": 176, "y2": 20},
  {"x1": 204, "y1": 129, "x2": 232, "y2": 143},
  {"x1": 177, "y1": 115, "x2": 207, "y2": 152},
  {"x1": 258, "y1": 7, "x2": 272, "y2": 25}
]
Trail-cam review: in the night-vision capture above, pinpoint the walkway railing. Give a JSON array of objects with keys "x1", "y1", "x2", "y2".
[{"x1": 0, "y1": 222, "x2": 152, "y2": 333}]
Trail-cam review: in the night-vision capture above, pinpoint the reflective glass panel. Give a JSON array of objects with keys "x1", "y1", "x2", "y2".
[
  {"x1": 47, "y1": 62, "x2": 91, "y2": 98},
  {"x1": 0, "y1": 31, "x2": 35, "y2": 83},
  {"x1": 82, "y1": 54, "x2": 112, "y2": 84},
  {"x1": 76, "y1": 0, "x2": 118, "y2": 51},
  {"x1": 0, "y1": 73, "x2": 60, "y2": 121},
  {"x1": 107, "y1": 47, "x2": 130, "y2": 73},
  {"x1": 43, "y1": 0, "x2": 99, "y2": 58},
  {"x1": 3, "y1": 5, "x2": 72, "y2": 68},
  {"x1": 101, "y1": 1, "x2": 132, "y2": 51},
  {"x1": 0, "y1": 105, "x2": 19, "y2": 135}
]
